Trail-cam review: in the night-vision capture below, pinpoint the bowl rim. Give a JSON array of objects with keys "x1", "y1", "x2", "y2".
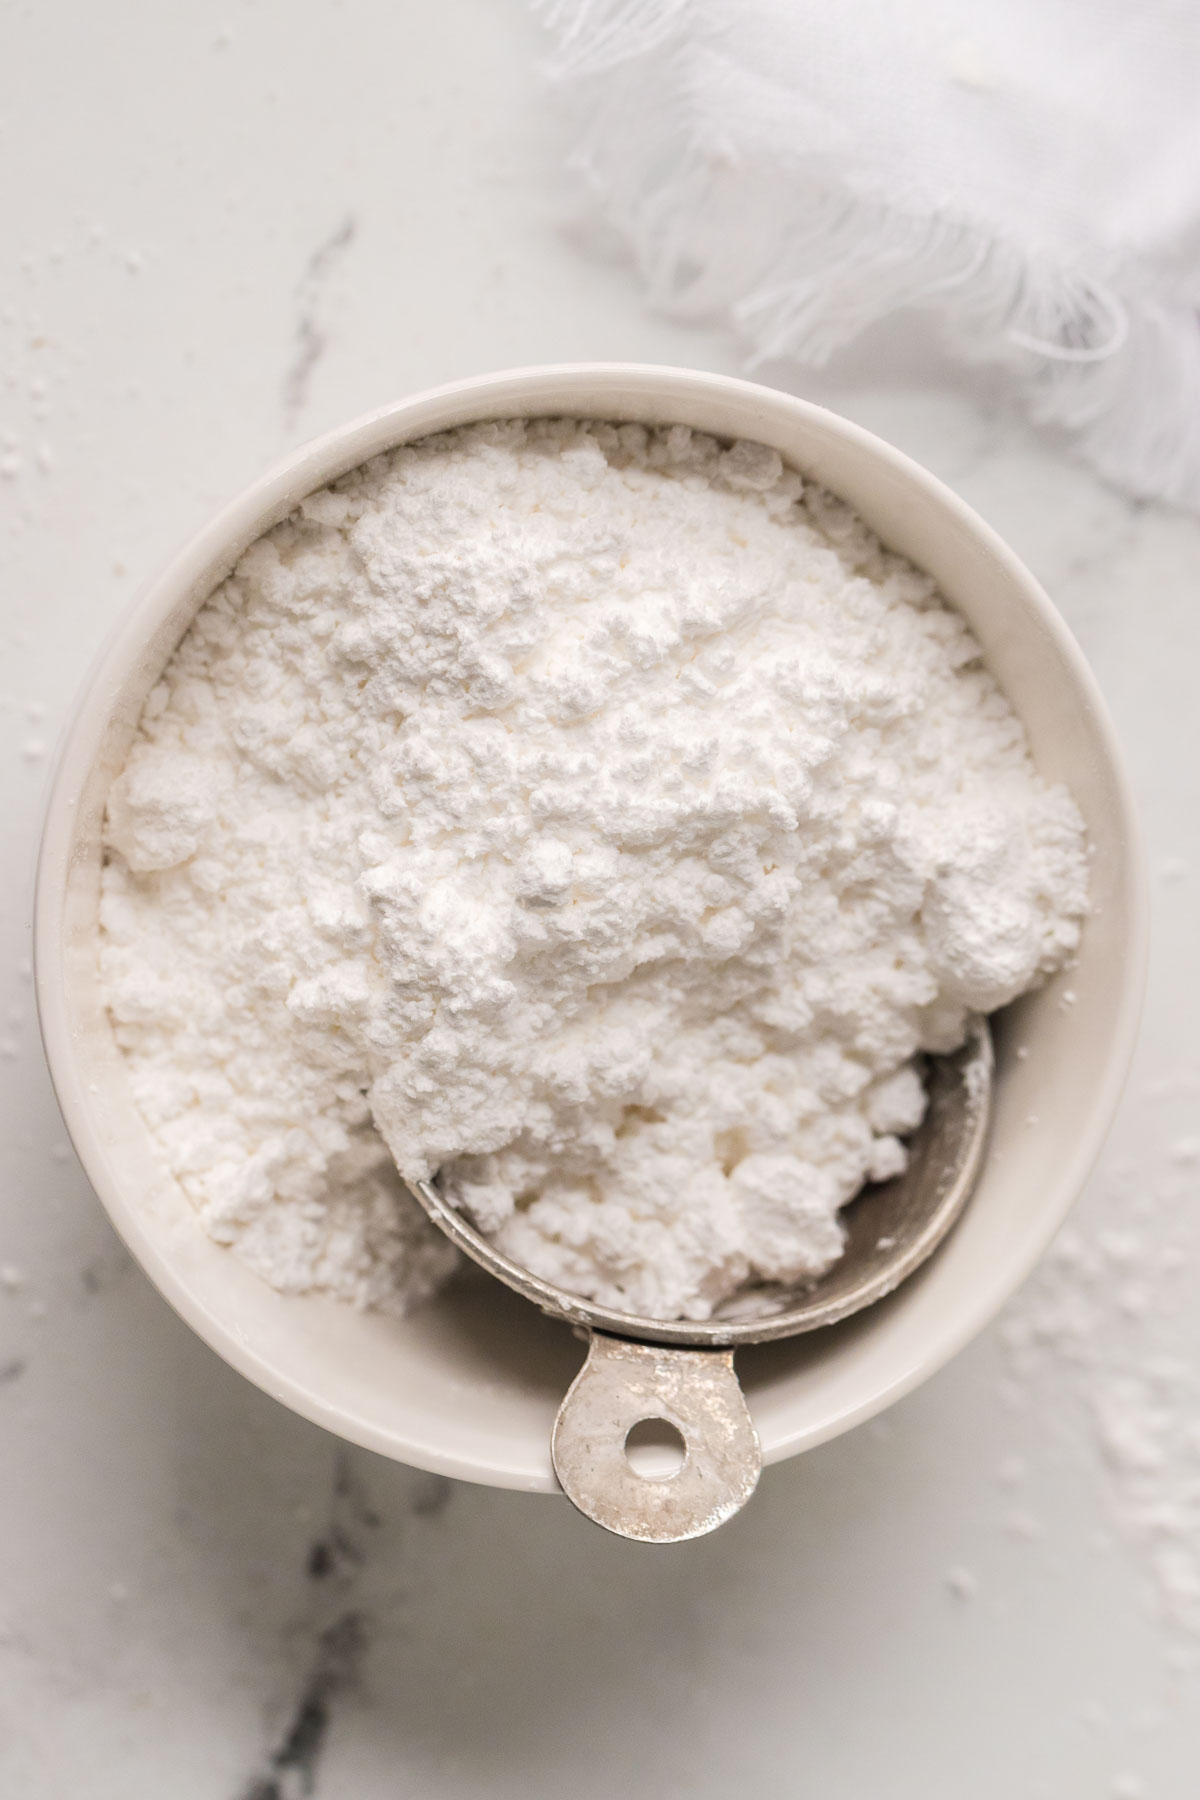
[{"x1": 34, "y1": 362, "x2": 1149, "y2": 1488}]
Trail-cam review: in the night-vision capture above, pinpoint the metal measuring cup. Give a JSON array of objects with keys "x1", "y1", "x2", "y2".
[{"x1": 406, "y1": 1018, "x2": 991, "y2": 1543}]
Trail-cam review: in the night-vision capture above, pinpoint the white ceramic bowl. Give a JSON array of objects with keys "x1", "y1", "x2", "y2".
[{"x1": 35, "y1": 365, "x2": 1147, "y2": 1492}]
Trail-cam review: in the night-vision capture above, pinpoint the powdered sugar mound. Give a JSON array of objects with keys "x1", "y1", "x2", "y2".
[{"x1": 100, "y1": 419, "x2": 1087, "y2": 1319}]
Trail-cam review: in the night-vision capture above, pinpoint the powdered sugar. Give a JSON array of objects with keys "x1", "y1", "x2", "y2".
[
  {"x1": 99, "y1": 418, "x2": 1087, "y2": 1319},
  {"x1": 1001, "y1": 1163, "x2": 1200, "y2": 1645}
]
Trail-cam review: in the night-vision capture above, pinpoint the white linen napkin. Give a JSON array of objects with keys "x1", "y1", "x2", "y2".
[{"x1": 539, "y1": 0, "x2": 1200, "y2": 508}]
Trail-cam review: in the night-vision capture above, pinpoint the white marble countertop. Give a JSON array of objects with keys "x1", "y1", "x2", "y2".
[{"x1": 2, "y1": 4, "x2": 1198, "y2": 1795}]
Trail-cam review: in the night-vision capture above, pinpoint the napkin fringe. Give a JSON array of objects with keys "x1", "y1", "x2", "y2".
[{"x1": 538, "y1": 0, "x2": 1200, "y2": 510}]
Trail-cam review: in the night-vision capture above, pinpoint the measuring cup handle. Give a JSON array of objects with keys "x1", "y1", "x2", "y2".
[{"x1": 551, "y1": 1333, "x2": 761, "y2": 1542}]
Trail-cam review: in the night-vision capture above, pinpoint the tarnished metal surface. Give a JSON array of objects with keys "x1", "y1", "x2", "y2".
[
  {"x1": 406, "y1": 1017, "x2": 992, "y2": 1539},
  {"x1": 550, "y1": 1337, "x2": 761, "y2": 1543}
]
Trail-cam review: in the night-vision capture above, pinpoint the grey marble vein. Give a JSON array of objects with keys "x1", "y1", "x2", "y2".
[
  {"x1": 236, "y1": 1452, "x2": 376, "y2": 1799},
  {"x1": 240, "y1": 1611, "x2": 367, "y2": 1800},
  {"x1": 282, "y1": 217, "x2": 357, "y2": 428}
]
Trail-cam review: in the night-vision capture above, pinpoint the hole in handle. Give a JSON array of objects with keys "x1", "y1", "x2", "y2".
[
  {"x1": 624, "y1": 1416, "x2": 687, "y2": 1480},
  {"x1": 553, "y1": 1339, "x2": 760, "y2": 1539}
]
